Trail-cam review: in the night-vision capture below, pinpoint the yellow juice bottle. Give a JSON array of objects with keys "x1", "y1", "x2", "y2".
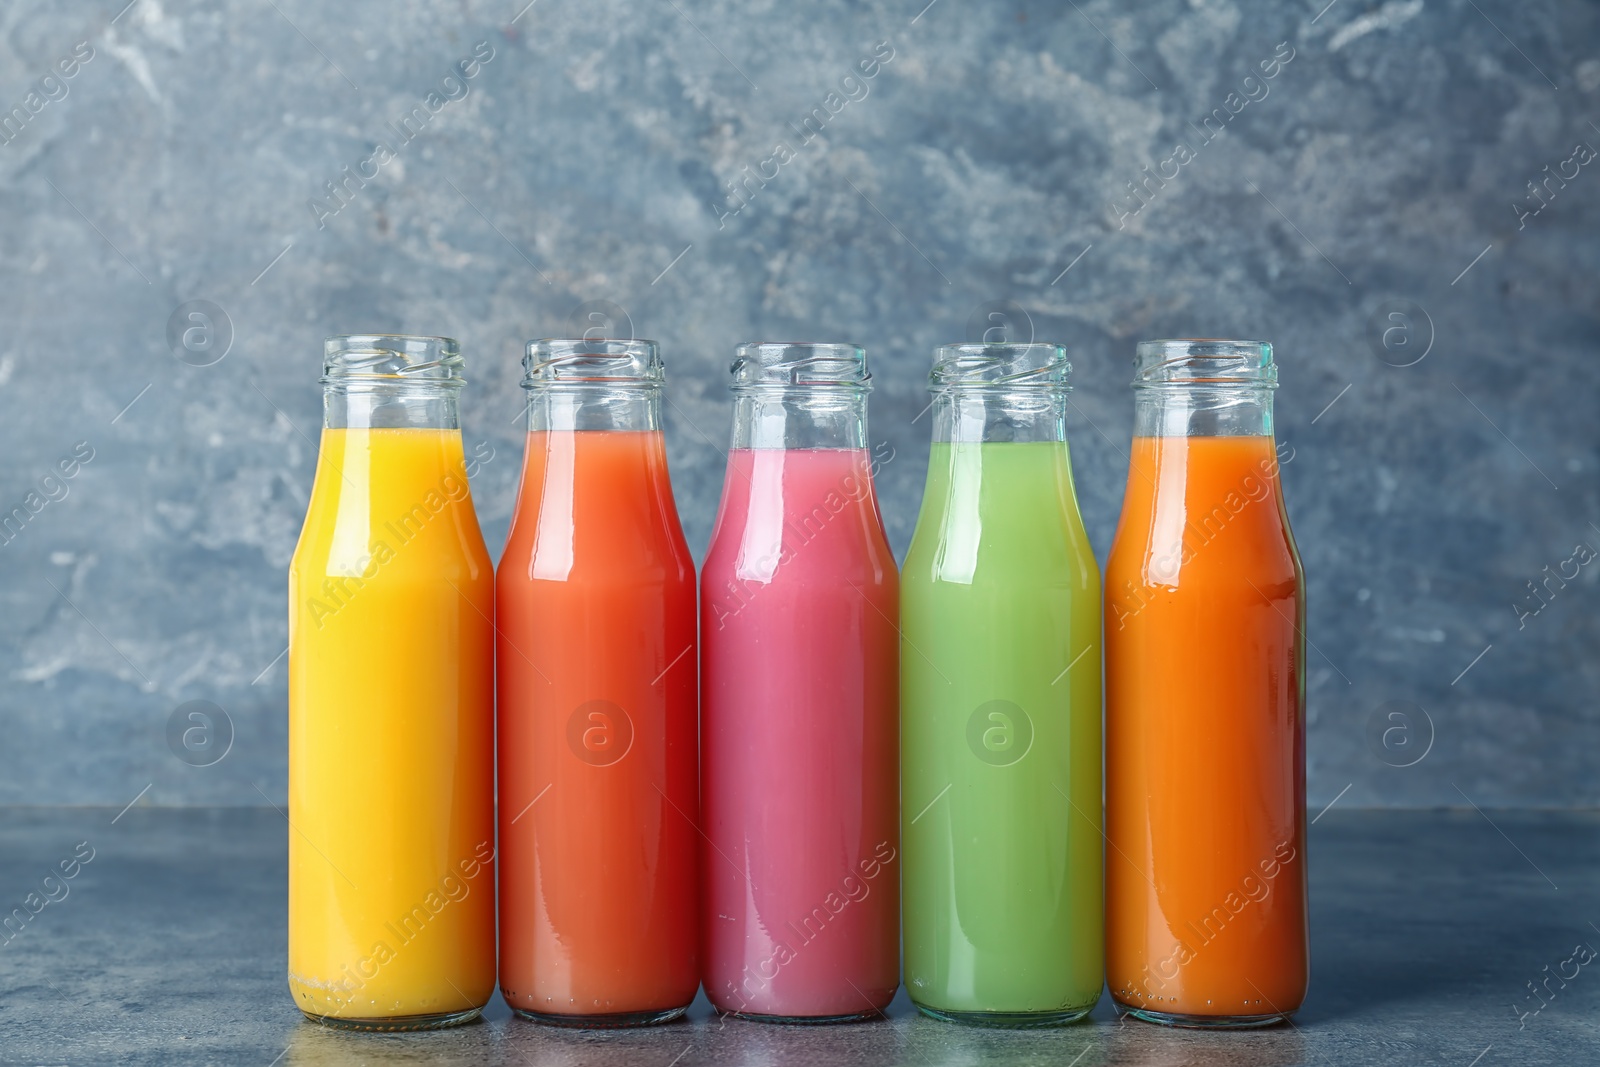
[{"x1": 287, "y1": 335, "x2": 495, "y2": 1030}]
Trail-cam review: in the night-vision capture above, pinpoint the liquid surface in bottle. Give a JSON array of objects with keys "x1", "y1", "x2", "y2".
[
  {"x1": 901, "y1": 439, "x2": 1103, "y2": 1017},
  {"x1": 288, "y1": 427, "x2": 496, "y2": 1022},
  {"x1": 1105, "y1": 434, "x2": 1307, "y2": 1018},
  {"x1": 700, "y1": 447, "x2": 900, "y2": 1019},
  {"x1": 497, "y1": 429, "x2": 699, "y2": 1018}
]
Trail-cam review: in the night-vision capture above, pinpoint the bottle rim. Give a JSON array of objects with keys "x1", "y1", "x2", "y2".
[
  {"x1": 523, "y1": 338, "x2": 663, "y2": 388},
  {"x1": 1133, "y1": 338, "x2": 1276, "y2": 387},
  {"x1": 731, "y1": 341, "x2": 871, "y2": 391},
  {"x1": 323, "y1": 334, "x2": 464, "y2": 385},
  {"x1": 931, "y1": 342, "x2": 1071, "y2": 392}
]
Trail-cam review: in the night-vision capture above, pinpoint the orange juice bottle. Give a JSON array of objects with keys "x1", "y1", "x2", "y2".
[
  {"x1": 287, "y1": 335, "x2": 496, "y2": 1030},
  {"x1": 497, "y1": 339, "x2": 699, "y2": 1025},
  {"x1": 1105, "y1": 339, "x2": 1308, "y2": 1027}
]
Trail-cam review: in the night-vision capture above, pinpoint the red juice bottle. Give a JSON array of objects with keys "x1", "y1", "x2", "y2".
[{"x1": 497, "y1": 339, "x2": 699, "y2": 1026}]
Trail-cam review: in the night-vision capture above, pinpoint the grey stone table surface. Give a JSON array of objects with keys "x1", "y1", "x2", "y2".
[{"x1": 0, "y1": 807, "x2": 1595, "y2": 1065}]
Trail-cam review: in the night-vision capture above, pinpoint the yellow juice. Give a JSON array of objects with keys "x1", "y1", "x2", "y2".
[{"x1": 287, "y1": 427, "x2": 496, "y2": 1027}]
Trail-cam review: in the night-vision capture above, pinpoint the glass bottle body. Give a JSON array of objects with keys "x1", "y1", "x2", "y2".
[
  {"x1": 287, "y1": 335, "x2": 496, "y2": 1030},
  {"x1": 700, "y1": 344, "x2": 901, "y2": 1022},
  {"x1": 1104, "y1": 339, "x2": 1308, "y2": 1027},
  {"x1": 496, "y1": 340, "x2": 699, "y2": 1026},
  {"x1": 901, "y1": 344, "x2": 1103, "y2": 1025}
]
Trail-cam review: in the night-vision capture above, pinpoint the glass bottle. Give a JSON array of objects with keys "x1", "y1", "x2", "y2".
[
  {"x1": 497, "y1": 339, "x2": 699, "y2": 1026},
  {"x1": 700, "y1": 342, "x2": 901, "y2": 1022},
  {"x1": 287, "y1": 335, "x2": 496, "y2": 1030},
  {"x1": 1104, "y1": 338, "x2": 1308, "y2": 1027},
  {"x1": 901, "y1": 342, "x2": 1103, "y2": 1025}
]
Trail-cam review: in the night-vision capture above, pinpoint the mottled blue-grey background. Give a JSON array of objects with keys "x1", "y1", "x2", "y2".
[{"x1": 0, "y1": 0, "x2": 1593, "y2": 808}]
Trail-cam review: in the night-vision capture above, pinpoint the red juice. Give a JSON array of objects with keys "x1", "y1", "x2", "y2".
[{"x1": 497, "y1": 431, "x2": 699, "y2": 1023}]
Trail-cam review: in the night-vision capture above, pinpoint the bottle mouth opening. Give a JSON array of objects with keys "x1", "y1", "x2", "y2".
[
  {"x1": 323, "y1": 334, "x2": 464, "y2": 384},
  {"x1": 1134, "y1": 338, "x2": 1276, "y2": 387},
  {"x1": 523, "y1": 338, "x2": 663, "y2": 387},
  {"x1": 321, "y1": 337, "x2": 464, "y2": 383},
  {"x1": 931, "y1": 342, "x2": 1071, "y2": 391},
  {"x1": 731, "y1": 342, "x2": 871, "y2": 390}
]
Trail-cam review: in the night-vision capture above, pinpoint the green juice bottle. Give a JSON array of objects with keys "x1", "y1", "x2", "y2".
[{"x1": 901, "y1": 342, "x2": 1104, "y2": 1025}]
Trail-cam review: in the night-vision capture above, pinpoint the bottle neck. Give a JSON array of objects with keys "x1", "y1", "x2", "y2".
[
  {"x1": 1133, "y1": 384, "x2": 1275, "y2": 437},
  {"x1": 731, "y1": 386, "x2": 868, "y2": 450},
  {"x1": 932, "y1": 389, "x2": 1067, "y2": 444},
  {"x1": 526, "y1": 383, "x2": 660, "y2": 432},
  {"x1": 324, "y1": 382, "x2": 462, "y2": 430}
]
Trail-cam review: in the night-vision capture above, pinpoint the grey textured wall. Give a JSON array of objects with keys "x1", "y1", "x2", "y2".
[{"x1": 0, "y1": 0, "x2": 1593, "y2": 807}]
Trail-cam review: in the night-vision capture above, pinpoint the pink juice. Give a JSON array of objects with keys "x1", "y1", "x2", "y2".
[{"x1": 700, "y1": 446, "x2": 901, "y2": 1020}]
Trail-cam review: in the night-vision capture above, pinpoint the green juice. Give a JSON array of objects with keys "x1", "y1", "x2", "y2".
[{"x1": 901, "y1": 439, "x2": 1104, "y2": 1023}]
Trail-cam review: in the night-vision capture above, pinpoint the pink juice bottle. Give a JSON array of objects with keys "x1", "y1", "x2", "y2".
[{"x1": 701, "y1": 342, "x2": 901, "y2": 1022}]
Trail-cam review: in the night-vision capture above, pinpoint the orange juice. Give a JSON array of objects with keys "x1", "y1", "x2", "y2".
[
  {"x1": 1105, "y1": 432, "x2": 1307, "y2": 1024},
  {"x1": 288, "y1": 423, "x2": 496, "y2": 1028}
]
